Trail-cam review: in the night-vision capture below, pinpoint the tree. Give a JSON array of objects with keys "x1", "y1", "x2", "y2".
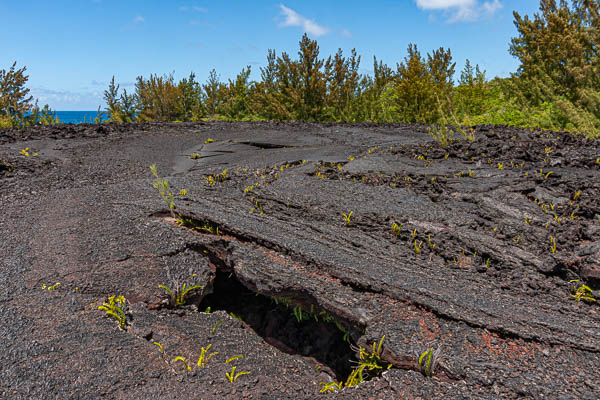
[
  {"x1": 203, "y1": 69, "x2": 224, "y2": 118},
  {"x1": 119, "y1": 89, "x2": 136, "y2": 123},
  {"x1": 297, "y1": 33, "x2": 326, "y2": 120},
  {"x1": 0, "y1": 62, "x2": 34, "y2": 126},
  {"x1": 324, "y1": 48, "x2": 362, "y2": 121},
  {"x1": 456, "y1": 59, "x2": 488, "y2": 117},
  {"x1": 222, "y1": 66, "x2": 252, "y2": 120},
  {"x1": 135, "y1": 73, "x2": 180, "y2": 122},
  {"x1": 177, "y1": 72, "x2": 202, "y2": 121},
  {"x1": 510, "y1": 0, "x2": 600, "y2": 129},
  {"x1": 104, "y1": 76, "x2": 123, "y2": 122},
  {"x1": 394, "y1": 44, "x2": 437, "y2": 123}
]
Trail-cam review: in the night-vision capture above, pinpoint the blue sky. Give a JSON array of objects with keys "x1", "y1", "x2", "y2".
[{"x1": 1, "y1": 0, "x2": 541, "y2": 110}]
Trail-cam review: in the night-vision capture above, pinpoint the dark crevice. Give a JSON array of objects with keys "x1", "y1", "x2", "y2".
[
  {"x1": 197, "y1": 267, "x2": 360, "y2": 381},
  {"x1": 232, "y1": 140, "x2": 292, "y2": 149}
]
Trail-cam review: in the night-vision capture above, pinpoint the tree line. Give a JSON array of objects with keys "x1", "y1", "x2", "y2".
[{"x1": 2, "y1": 0, "x2": 598, "y2": 137}]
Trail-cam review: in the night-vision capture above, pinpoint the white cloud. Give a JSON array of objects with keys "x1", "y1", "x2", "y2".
[
  {"x1": 416, "y1": 0, "x2": 502, "y2": 22},
  {"x1": 30, "y1": 87, "x2": 104, "y2": 110},
  {"x1": 278, "y1": 4, "x2": 329, "y2": 37},
  {"x1": 179, "y1": 6, "x2": 208, "y2": 12},
  {"x1": 133, "y1": 15, "x2": 145, "y2": 23},
  {"x1": 340, "y1": 29, "x2": 352, "y2": 38}
]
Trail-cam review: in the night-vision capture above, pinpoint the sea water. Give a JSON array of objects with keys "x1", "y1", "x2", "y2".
[{"x1": 54, "y1": 111, "x2": 104, "y2": 124}]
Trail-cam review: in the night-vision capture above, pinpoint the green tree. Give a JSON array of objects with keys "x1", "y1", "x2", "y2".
[
  {"x1": 250, "y1": 49, "x2": 290, "y2": 120},
  {"x1": 297, "y1": 33, "x2": 326, "y2": 120},
  {"x1": 104, "y1": 76, "x2": 124, "y2": 122},
  {"x1": 177, "y1": 72, "x2": 202, "y2": 121},
  {"x1": 27, "y1": 101, "x2": 59, "y2": 125},
  {"x1": 324, "y1": 48, "x2": 361, "y2": 121},
  {"x1": 135, "y1": 73, "x2": 180, "y2": 122},
  {"x1": 0, "y1": 62, "x2": 34, "y2": 126},
  {"x1": 202, "y1": 69, "x2": 225, "y2": 118},
  {"x1": 393, "y1": 44, "x2": 436, "y2": 123},
  {"x1": 222, "y1": 66, "x2": 252, "y2": 120},
  {"x1": 455, "y1": 59, "x2": 488, "y2": 117},
  {"x1": 510, "y1": 0, "x2": 600, "y2": 132}
]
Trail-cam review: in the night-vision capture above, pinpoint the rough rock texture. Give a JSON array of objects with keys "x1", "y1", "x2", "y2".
[{"x1": 1, "y1": 121, "x2": 599, "y2": 399}]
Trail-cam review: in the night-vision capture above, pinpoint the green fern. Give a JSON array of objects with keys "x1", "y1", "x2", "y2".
[{"x1": 98, "y1": 295, "x2": 127, "y2": 329}]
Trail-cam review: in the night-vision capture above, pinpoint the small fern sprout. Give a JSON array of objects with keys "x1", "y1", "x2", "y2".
[
  {"x1": 416, "y1": 346, "x2": 442, "y2": 377},
  {"x1": 341, "y1": 211, "x2": 353, "y2": 226}
]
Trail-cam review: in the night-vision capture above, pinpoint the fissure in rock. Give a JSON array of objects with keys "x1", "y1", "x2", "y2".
[{"x1": 198, "y1": 268, "x2": 359, "y2": 381}]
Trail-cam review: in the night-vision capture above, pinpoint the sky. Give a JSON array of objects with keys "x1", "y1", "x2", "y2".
[{"x1": 1, "y1": 0, "x2": 542, "y2": 110}]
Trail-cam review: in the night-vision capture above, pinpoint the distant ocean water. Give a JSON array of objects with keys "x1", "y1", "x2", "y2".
[{"x1": 55, "y1": 111, "x2": 104, "y2": 124}]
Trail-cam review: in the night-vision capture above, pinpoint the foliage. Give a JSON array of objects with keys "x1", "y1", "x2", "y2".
[
  {"x1": 417, "y1": 346, "x2": 442, "y2": 377},
  {"x1": 226, "y1": 366, "x2": 250, "y2": 382},
  {"x1": 570, "y1": 280, "x2": 596, "y2": 302},
  {"x1": 0, "y1": 62, "x2": 57, "y2": 127},
  {"x1": 341, "y1": 211, "x2": 353, "y2": 226},
  {"x1": 159, "y1": 282, "x2": 205, "y2": 307},
  {"x1": 197, "y1": 344, "x2": 218, "y2": 368},
  {"x1": 320, "y1": 335, "x2": 392, "y2": 392},
  {"x1": 98, "y1": 295, "x2": 128, "y2": 329},
  {"x1": 0, "y1": 62, "x2": 34, "y2": 125},
  {"x1": 173, "y1": 356, "x2": 191, "y2": 372},
  {"x1": 94, "y1": 1, "x2": 600, "y2": 137},
  {"x1": 508, "y1": 0, "x2": 600, "y2": 135},
  {"x1": 149, "y1": 164, "x2": 176, "y2": 218},
  {"x1": 103, "y1": 76, "x2": 136, "y2": 123}
]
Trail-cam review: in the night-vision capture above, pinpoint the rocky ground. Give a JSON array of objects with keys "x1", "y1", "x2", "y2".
[{"x1": 0, "y1": 121, "x2": 599, "y2": 399}]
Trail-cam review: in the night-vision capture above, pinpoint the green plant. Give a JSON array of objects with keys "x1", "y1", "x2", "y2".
[
  {"x1": 20, "y1": 147, "x2": 38, "y2": 157},
  {"x1": 346, "y1": 335, "x2": 392, "y2": 388},
  {"x1": 341, "y1": 211, "x2": 353, "y2": 226},
  {"x1": 319, "y1": 381, "x2": 343, "y2": 393},
  {"x1": 335, "y1": 322, "x2": 351, "y2": 343},
  {"x1": 427, "y1": 124, "x2": 454, "y2": 147},
  {"x1": 197, "y1": 344, "x2": 218, "y2": 367},
  {"x1": 210, "y1": 319, "x2": 224, "y2": 334},
  {"x1": 427, "y1": 234, "x2": 435, "y2": 251},
  {"x1": 226, "y1": 355, "x2": 244, "y2": 364},
  {"x1": 230, "y1": 312, "x2": 243, "y2": 321},
  {"x1": 570, "y1": 280, "x2": 596, "y2": 302},
  {"x1": 173, "y1": 356, "x2": 191, "y2": 372},
  {"x1": 159, "y1": 282, "x2": 205, "y2": 307},
  {"x1": 293, "y1": 305, "x2": 309, "y2": 323},
  {"x1": 153, "y1": 341, "x2": 164, "y2": 353},
  {"x1": 150, "y1": 164, "x2": 176, "y2": 218},
  {"x1": 98, "y1": 295, "x2": 128, "y2": 329},
  {"x1": 226, "y1": 366, "x2": 250, "y2": 382},
  {"x1": 414, "y1": 240, "x2": 423, "y2": 255},
  {"x1": 417, "y1": 346, "x2": 442, "y2": 377},
  {"x1": 391, "y1": 222, "x2": 402, "y2": 238},
  {"x1": 41, "y1": 282, "x2": 61, "y2": 291},
  {"x1": 320, "y1": 336, "x2": 392, "y2": 392},
  {"x1": 549, "y1": 235, "x2": 557, "y2": 254}
]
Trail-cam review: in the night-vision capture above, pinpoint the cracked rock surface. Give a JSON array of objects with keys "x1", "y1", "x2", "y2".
[{"x1": 1, "y1": 121, "x2": 599, "y2": 399}]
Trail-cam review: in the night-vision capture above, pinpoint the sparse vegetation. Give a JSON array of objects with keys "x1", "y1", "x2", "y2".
[
  {"x1": 197, "y1": 344, "x2": 219, "y2": 368},
  {"x1": 320, "y1": 335, "x2": 392, "y2": 392},
  {"x1": 159, "y1": 281, "x2": 205, "y2": 307},
  {"x1": 150, "y1": 164, "x2": 177, "y2": 218},
  {"x1": 98, "y1": 295, "x2": 128, "y2": 329},
  {"x1": 417, "y1": 346, "x2": 442, "y2": 377},
  {"x1": 341, "y1": 211, "x2": 353, "y2": 226},
  {"x1": 570, "y1": 280, "x2": 596, "y2": 303}
]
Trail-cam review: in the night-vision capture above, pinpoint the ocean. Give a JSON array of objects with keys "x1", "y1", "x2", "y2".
[{"x1": 55, "y1": 111, "x2": 104, "y2": 124}]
